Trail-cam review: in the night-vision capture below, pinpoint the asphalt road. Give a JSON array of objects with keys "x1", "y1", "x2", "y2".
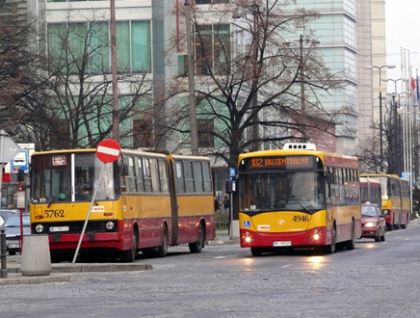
[{"x1": 1, "y1": 221, "x2": 420, "y2": 318}]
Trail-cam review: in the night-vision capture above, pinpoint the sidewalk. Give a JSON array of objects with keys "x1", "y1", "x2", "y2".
[
  {"x1": 0, "y1": 232, "x2": 235, "y2": 285},
  {"x1": 0, "y1": 256, "x2": 152, "y2": 286},
  {"x1": 209, "y1": 230, "x2": 239, "y2": 245}
]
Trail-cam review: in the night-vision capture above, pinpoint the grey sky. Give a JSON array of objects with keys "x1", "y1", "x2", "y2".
[{"x1": 386, "y1": 0, "x2": 420, "y2": 79}]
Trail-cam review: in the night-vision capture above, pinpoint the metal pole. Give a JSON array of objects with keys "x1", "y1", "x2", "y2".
[
  {"x1": 72, "y1": 165, "x2": 106, "y2": 263},
  {"x1": 184, "y1": 1, "x2": 198, "y2": 155},
  {"x1": 110, "y1": 0, "x2": 119, "y2": 141},
  {"x1": 379, "y1": 90, "x2": 383, "y2": 170},
  {"x1": 0, "y1": 229, "x2": 7, "y2": 278}
]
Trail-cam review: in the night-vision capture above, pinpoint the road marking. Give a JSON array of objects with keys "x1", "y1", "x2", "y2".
[
  {"x1": 281, "y1": 264, "x2": 291, "y2": 269},
  {"x1": 215, "y1": 256, "x2": 226, "y2": 259}
]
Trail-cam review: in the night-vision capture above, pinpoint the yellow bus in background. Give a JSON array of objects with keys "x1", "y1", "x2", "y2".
[
  {"x1": 29, "y1": 149, "x2": 215, "y2": 262},
  {"x1": 360, "y1": 173, "x2": 410, "y2": 230},
  {"x1": 238, "y1": 143, "x2": 361, "y2": 256},
  {"x1": 359, "y1": 176, "x2": 382, "y2": 209}
]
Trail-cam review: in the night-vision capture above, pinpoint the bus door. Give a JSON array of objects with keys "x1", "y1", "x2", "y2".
[{"x1": 167, "y1": 158, "x2": 179, "y2": 244}]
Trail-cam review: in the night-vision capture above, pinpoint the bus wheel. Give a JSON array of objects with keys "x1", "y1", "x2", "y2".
[
  {"x1": 189, "y1": 223, "x2": 205, "y2": 253},
  {"x1": 251, "y1": 247, "x2": 262, "y2": 256},
  {"x1": 121, "y1": 230, "x2": 138, "y2": 262},
  {"x1": 346, "y1": 221, "x2": 356, "y2": 250},
  {"x1": 156, "y1": 226, "x2": 169, "y2": 257},
  {"x1": 324, "y1": 226, "x2": 336, "y2": 254}
]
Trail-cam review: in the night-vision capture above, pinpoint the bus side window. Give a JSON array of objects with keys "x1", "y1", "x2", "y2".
[
  {"x1": 326, "y1": 169, "x2": 333, "y2": 197},
  {"x1": 118, "y1": 158, "x2": 127, "y2": 193},
  {"x1": 184, "y1": 161, "x2": 195, "y2": 193},
  {"x1": 174, "y1": 161, "x2": 184, "y2": 193}
]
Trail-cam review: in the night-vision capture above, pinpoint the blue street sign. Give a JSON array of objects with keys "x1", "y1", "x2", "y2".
[
  {"x1": 11, "y1": 149, "x2": 29, "y2": 173},
  {"x1": 229, "y1": 167, "x2": 236, "y2": 180}
]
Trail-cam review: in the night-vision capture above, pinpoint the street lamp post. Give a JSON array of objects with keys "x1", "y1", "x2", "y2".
[
  {"x1": 373, "y1": 64, "x2": 396, "y2": 171},
  {"x1": 383, "y1": 78, "x2": 403, "y2": 175},
  {"x1": 184, "y1": 0, "x2": 198, "y2": 155},
  {"x1": 110, "y1": 0, "x2": 119, "y2": 141}
]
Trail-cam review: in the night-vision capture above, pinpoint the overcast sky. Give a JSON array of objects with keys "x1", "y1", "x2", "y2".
[{"x1": 385, "y1": 0, "x2": 420, "y2": 80}]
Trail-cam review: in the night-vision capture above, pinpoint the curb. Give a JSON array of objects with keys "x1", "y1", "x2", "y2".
[
  {"x1": 208, "y1": 238, "x2": 239, "y2": 245},
  {"x1": 0, "y1": 263, "x2": 152, "y2": 285},
  {"x1": 51, "y1": 263, "x2": 153, "y2": 273},
  {"x1": 0, "y1": 274, "x2": 72, "y2": 286}
]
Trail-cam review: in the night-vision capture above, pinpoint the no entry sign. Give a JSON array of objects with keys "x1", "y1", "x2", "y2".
[{"x1": 96, "y1": 138, "x2": 121, "y2": 163}]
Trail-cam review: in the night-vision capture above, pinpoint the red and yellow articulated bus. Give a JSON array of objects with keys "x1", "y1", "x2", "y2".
[
  {"x1": 238, "y1": 143, "x2": 361, "y2": 256},
  {"x1": 360, "y1": 174, "x2": 410, "y2": 230},
  {"x1": 29, "y1": 149, "x2": 215, "y2": 262}
]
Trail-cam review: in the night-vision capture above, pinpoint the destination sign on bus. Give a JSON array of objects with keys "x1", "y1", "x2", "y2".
[{"x1": 246, "y1": 156, "x2": 315, "y2": 169}]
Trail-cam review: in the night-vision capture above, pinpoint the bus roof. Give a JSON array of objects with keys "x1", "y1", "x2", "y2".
[
  {"x1": 359, "y1": 177, "x2": 381, "y2": 185},
  {"x1": 360, "y1": 173, "x2": 400, "y2": 180},
  {"x1": 169, "y1": 154, "x2": 210, "y2": 161},
  {"x1": 31, "y1": 148, "x2": 210, "y2": 161},
  {"x1": 238, "y1": 149, "x2": 358, "y2": 168}
]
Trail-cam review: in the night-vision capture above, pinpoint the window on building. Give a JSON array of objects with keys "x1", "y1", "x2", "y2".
[
  {"x1": 47, "y1": 20, "x2": 151, "y2": 75},
  {"x1": 195, "y1": 24, "x2": 230, "y2": 75},
  {"x1": 178, "y1": 54, "x2": 187, "y2": 76},
  {"x1": 133, "y1": 116, "x2": 153, "y2": 148},
  {"x1": 198, "y1": 118, "x2": 214, "y2": 147}
]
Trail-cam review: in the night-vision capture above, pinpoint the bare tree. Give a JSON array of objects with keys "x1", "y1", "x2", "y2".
[
  {"x1": 17, "y1": 17, "x2": 152, "y2": 150},
  {"x1": 166, "y1": 0, "x2": 343, "y2": 167},
  {"x1": 0, "y1": 0, "x2": 36, "y2": 136}
]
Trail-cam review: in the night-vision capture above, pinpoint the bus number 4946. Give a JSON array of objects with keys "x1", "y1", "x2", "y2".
[{"x1": 292, "y1": 215, "x2": 309, "y2": 222}]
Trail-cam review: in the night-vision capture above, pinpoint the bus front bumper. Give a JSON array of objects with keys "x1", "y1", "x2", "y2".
[
  {"x1": 240, "y1": 227, "x2": 328, "y2": 248},
  {"x1": 47, "y1": 231, "x2": 131, "y2": 251}
]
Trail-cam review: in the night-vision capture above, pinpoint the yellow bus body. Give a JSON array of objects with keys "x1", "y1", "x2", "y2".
[{"x1": 238, "y1": 148, "x2": 360, "y2": 253}]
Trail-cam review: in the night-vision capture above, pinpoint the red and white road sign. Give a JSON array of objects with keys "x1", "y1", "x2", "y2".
[{"x1": 96, "y1": 138, "x2": 121, "y2": 163}]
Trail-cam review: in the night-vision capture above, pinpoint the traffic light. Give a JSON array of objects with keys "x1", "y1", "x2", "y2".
[{"x1": 2, "y1": 167, "x2": 11, "y2": 183}]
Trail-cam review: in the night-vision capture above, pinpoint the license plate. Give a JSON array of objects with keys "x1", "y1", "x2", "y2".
[
  {"x1": 273, "y1": 241, "x2": 292, "y2": 247},
  {"x1": 50, "y1": 226, "x2": 69, "y2": 232},
  {"x1": 7, "y1": 243, "x2": 19, "y2": 249}
]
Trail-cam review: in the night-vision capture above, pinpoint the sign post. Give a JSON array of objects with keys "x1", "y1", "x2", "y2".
[
  {"x1": 0, "y1": 130, "x2": 20, "y2": 279},
  {"x1": 0, "y1": 130, "x2": 21, "y2": 206},
  {"x1": 72, "y1": 139, "x2": 121, "y2": 263}
]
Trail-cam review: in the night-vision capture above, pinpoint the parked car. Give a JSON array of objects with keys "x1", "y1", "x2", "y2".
[
  {"x1": 0, "y1": 209, "x2": 19, "y2": 223},
  {"x1": 3, "y1": 213, "x2": 31, "y2": 255},
  {"x1": 0, "y1": 215, "x2": 4, "y2": 228},
  {"x1": 360, "y1": 203, "x2": 386, "y2": 242}
]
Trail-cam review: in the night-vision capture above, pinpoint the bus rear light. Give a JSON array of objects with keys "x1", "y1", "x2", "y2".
[
  {"x1": 244, "y1": 235, "x2": 252, "y2": 243},
  {"x1": 382, "y1": 209, "x2": 389, "y2": 215}
]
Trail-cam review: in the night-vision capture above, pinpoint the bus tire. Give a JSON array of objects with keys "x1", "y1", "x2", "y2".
[
  {"x1": 156, "y1": 225, "x2": 169, "y2": 257},
  {"x1": 324, "y1": 225, "x2": 336, "y2": 254},
  {"x1": 345, "y1": 220, "x2": 356, "y2": 250},
  {"x1": 189, "y1": 223, "x2": 205, "y2": 253},
  {"x1": 121, "y1": 230, "x2": 138, "y2": 263},
  {"x1": 251, "y1": 247, "x2": 262, "y2": 256}
]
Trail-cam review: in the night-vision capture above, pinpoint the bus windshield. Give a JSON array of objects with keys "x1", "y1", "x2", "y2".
[
  {"x1": 31, "y1": 152, "x2": 117, "y2": 203},
  {"x1": 239, "y1": 171, "x2": 326, "y2": 213}
]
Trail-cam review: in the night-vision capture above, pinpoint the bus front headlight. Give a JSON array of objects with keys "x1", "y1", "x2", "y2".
[
  {"x1": 35, "y1": 224, "x2": 44, "y2": 233},
  {"x1": 105, "y1": 221, "x2": 115, "y2": 231}
]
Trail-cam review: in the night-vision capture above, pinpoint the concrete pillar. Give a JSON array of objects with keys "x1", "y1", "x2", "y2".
[{"x1": 21, "y1": 235, "x2": 51, "y2": 276}]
